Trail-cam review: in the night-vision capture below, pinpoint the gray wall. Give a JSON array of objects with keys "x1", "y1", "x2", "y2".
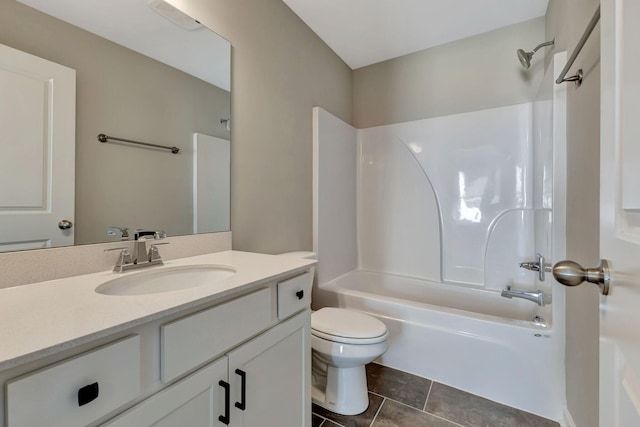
[
  {"x1": 353, "y1": 17, "x2": 545, "y2": 128},
  {"x1": 546, "y1": 1, "x2": 601, "y2": 426},
  {"x1": 0, "y1": 0, "x2": 231, "y2": 245},
  {"x1": 169, "y1": 0, "x2": 353, "y2": 254}
]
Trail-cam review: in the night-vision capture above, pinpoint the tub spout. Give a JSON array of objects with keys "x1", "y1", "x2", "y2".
[{"x1": 501, "y1": 285, "x2": 551, "y2": 306}]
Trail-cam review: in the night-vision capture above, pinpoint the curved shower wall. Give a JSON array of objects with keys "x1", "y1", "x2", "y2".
[
  {"x1": 356, "y1": 126, "x2": 441, "y2": 282},
  {"x1": 358, "y1": 103, "x2": 536, "y2": 291}
]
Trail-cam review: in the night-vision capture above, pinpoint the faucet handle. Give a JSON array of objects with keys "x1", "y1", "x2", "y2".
[
  {"x1": 520, "y1": 253, "x2": 552, "y2": 281},
  {"x1": 148, "y1": 243, "x2": 169, "y2": 263},
  {"x1": 536, "y1": 253, "x2": 552, "y2": 281},
  {"x1": 104, "y1": 247, "x2": 133, "y2": 272}
]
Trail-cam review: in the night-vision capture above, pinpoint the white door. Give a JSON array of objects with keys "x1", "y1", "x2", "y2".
[
  {"x1": 0, "y1": 43, "x2": 75, "y2": 252},
  {"x1": 599, "y1": 0, "x2": 640, "y2": 425}
]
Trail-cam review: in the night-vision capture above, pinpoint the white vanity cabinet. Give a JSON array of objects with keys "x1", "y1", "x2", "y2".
[
  {"x1": 0, "y1": 254, "x2": 314, "y2": 427},
  {"x1": 105, "y1": 310, "x2": 310, "y2": 427}
]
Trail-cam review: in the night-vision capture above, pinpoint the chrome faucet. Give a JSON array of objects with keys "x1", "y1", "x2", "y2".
[
  {"x1": 501, "y1": 285, "x2": 552, "y2": 306},
  {"x1": 106, "y1": 229, "x2": 167, "y2": 272},
  {"x1": 132, "y1": 230, "x2": 166, "y2": 264},
  {"x1": 106, "y1": 226, "x2": 130, "y2": 241}
]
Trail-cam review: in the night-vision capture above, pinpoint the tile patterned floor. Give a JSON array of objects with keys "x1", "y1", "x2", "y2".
[{"x1": 312, "y1": 363, "x2": 560, "y2": 427}]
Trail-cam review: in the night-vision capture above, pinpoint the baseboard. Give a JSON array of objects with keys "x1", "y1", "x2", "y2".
[{"x1": 560, "y1": 407, "x2": 577, "y2": 427}]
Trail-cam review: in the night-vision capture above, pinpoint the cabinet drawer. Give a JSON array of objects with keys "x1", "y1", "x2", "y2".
[
  {"x1": 161, "y1": 287, "x2": 272, "y2": 383},
  {"x1": 6, "y1": 335, "x2": 141, "y2": 427},
  {"x1": 277, "y1": 272, "x2": 312, "y2": 320}
]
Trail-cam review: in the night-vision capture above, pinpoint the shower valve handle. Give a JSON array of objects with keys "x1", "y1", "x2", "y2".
[{"x1": 520, "y1": 253, "x2": 551, "y2": 281}]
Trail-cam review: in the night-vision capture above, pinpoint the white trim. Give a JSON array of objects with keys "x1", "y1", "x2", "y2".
[{"x1": 560, "y1": 407, "x2": 577, "y2": 427}]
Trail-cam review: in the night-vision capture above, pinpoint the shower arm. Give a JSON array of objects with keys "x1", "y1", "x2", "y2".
[{"x1": 531, "y1": 40, "x2": 555, "y2": 53}]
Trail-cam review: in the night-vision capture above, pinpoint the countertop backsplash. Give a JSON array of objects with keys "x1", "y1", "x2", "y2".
[{"x1": 0, "y1": 232, "x2": 232, "y2": 289}]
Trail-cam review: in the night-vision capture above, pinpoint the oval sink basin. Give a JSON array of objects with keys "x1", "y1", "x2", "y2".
[{"x1": 96, "y1": 265, "x2": 236, "y2": 296}]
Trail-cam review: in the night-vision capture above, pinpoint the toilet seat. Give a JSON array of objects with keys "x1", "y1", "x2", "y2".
[{"x1": 312, "y1": 308, "x2": 388, "y2": 345}]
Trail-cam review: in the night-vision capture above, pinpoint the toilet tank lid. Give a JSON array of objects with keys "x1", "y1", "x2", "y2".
[
  {"x1": 278, "y1": 251, "x2": 317, "y2": 260},
  {"x1": 312, "y1": 307, "x2": 387, "y2": 339}
]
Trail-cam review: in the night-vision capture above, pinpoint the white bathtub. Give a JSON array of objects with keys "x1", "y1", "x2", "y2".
[{"x1": 313, "y1": 270, "x2": 563, "y2": 421}]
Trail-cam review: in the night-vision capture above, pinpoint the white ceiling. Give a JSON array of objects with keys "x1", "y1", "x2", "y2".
[
  {"x1": 282, "y1": 0, "x2": 549, "y2": 69},
  {"x1": 17, "y1": 0, "x2": 230, "y2": 91}
]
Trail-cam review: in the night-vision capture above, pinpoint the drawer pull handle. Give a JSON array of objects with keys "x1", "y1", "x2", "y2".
[
  {"x1": 218, "y1": 380, "x2": 230, "y2": 425},
  {"x1": 296, "y1": 290, "x2": 304, "y2": 300},
  {"x1": 235, "y1": 369, "x2": 247, "y2": 410},
  {"x1": 78, "y1": 382, "x2": 99, "y2": 407}
]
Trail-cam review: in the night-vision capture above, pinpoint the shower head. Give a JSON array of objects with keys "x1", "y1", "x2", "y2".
[
  {"x1": 516, "y1": 39, "x2": 555, "y2": 69},
  {"x1": 517, "y1": 49, "x2": 534, "y2": 69}
]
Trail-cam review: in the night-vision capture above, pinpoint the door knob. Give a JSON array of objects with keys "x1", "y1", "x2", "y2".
[
  {"x1": 552, "y1": 259, "x2": 610, "y2": 295},
  {"x1": 58, "y1": 219, "x2": 73, "y2": 230}
]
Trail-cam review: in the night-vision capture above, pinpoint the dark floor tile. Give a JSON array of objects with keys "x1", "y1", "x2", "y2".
[
  {"x1": 313, "y1": 414, "x2": 326, "y2": 427},
  {"x1": 372, "y1": 399, "x2": 459, "y2": 427},
  {"x1": 425, "y1": 383, "x2": 560, "y2": 427},
  {"x1": 366, "y1": 363, "x2": 432, "y2": 410},
  {"x1": 312, "y1": 393, "x2": 384, "y2": 427}
]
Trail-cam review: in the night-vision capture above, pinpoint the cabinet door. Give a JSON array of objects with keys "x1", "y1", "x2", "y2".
[
  {"x1": 104, "y1": 356, "x2": 229, "y2": 427},
  {"x1": 228, "y1": 310, "x2": 311, "y2": 427}
]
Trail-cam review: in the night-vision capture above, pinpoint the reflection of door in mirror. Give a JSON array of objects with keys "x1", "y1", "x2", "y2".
[
  {"x1": 0, "y1": 43, "x2": 75, "y2": 252},
  {"x1": 193, "y1": 133, "x2": 230, "y2": 234},
  {"x1": 0, "y1": 0, "x2": 231, "y2": 250}
]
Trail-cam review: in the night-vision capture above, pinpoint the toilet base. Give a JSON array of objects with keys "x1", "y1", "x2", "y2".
[{"x1": 312, "y1": 364, "x2": 369, "y2": 416}]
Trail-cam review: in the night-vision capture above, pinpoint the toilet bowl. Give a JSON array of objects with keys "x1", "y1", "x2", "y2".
[
  {"x1": 311, "y1": 307, "x2": 389, "y2": 415},
  {"x1": 277, "y1": 252, "x2": 389, "y2": 415}
]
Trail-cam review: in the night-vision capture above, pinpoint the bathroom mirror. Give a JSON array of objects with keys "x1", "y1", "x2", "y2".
[{"x1": 0, "y1": 0, "x2": 230, "y2": 252}]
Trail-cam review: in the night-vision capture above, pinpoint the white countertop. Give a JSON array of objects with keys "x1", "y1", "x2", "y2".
[{"x1": 0, "y1": 250, "x2": 315, "y2": 371}]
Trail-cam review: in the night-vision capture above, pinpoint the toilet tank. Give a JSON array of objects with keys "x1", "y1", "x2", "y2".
[{"x1": 278, "y1": 251, "x2": 317, "y2": 260}]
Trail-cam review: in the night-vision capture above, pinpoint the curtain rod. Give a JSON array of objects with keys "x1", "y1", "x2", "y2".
[{"x1": 556, "y1": 5, "x2": 600, "y2": 86}]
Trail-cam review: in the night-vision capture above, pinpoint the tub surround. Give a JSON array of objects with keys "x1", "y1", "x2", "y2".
[
  {"x1": 313, "y1": 104, "x2": 543, "y2": 293},
  {"x1": 0, "y1": 249, "x2": 314, "y2": 370}
]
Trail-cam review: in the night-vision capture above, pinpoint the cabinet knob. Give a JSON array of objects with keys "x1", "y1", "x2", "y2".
[
  {"x1": 295, "y1": 290, "x2": 304, "y2": 300},
  {"x1": 78, "y1": 382, "x2": 99, "y2": 406}
]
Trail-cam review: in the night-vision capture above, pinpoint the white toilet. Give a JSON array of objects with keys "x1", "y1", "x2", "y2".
[
  {"x1": 311, "y1": 307, "x2": 389, "y2": 415},
  {"x1": 278, "y1": 251, "x2": 389, "y2": 415}
]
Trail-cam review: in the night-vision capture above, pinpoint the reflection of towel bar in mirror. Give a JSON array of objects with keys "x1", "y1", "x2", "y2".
[{"x1": 97, "y1": 133, "x2": 180, "y2": 154}]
